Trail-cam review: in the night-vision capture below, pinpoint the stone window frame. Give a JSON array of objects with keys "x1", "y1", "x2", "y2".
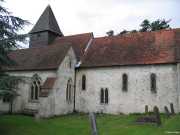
[
  {"x1": 2, "y1": 96, "x2": 11, "y2": 103},
  {"x1": 82, "y1": 75, "x2": 86, "y2": 91},
  {"x1": 30, "y1": 74, "x2": 41, "y2": 102},
  {"x1": 100, "y1": 88, "x2": 109, "y2": 104},
  {"x1": 122, "y1": 73, "x2": 128, "y2": 92},
  {"x1": 66, "y1": 78, "x2": 73, "y2": 104},
  {"x1": 150, "y1": 73, "x2": 157, "y2": 93}
]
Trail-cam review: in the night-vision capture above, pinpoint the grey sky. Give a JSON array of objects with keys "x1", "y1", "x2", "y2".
[{"x1": 4, "y1": 0, "x2": 180, "y2": 37}]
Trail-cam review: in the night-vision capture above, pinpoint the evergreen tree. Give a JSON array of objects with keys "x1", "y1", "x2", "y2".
[
  {"x1": 150, "y1": 19, "x2": 170, "y2": 31},
  {"x1": 139, "y1": 19, "x2": 151, "y2": 32},
  {"x1": 106, "y1": 30, "x2": 114, "y2": 36},
  {"x1": 0, "y1": 0, "x2": 29, "y2": 113},
  {"x1": 139, "y1": 19, "x2": 170, "y2": 32}
]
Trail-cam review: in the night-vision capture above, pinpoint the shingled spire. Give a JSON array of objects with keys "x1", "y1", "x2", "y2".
[{"x1": 29, "y1": 5, "x2": 63, "y2": 48}]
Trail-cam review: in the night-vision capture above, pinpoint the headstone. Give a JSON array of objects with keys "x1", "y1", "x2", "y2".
[
  {"x1": 89, "y1": 113, "x2": 98, "y2": 135},
  {"x1": 145, "y1": 105, "x2": 148, "y2": 114},
  {"x1": 153, "y1": 106, "x2": 161, "y2": 126},
  {"x1": 164, "y1": 106, "x2": 170, "y2": 118},
  {"x1": 170, "y1": 103, "x2": 175, "y2": 115},
  {"x1": 34, "y1": 113, "x2": 40, "y2": 122}
]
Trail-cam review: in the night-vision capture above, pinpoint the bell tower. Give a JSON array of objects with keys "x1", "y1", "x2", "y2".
[{"x1": 29, "y1": 5, "x2": 63, "y2": 48}]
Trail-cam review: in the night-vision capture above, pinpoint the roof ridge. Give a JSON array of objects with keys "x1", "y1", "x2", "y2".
[
  {"x1": 94, "y1": 28, "x2": 179, "y2": 40},
  {"x1": 63, "y1": 32, "x2": 93, "y2": 37}
]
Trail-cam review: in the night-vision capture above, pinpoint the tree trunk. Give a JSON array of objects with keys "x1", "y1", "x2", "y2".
[{"x1": 9, "y1": 98, "x2": 13, "y2": 114}]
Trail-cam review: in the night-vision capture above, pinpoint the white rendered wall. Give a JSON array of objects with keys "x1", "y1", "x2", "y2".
[
  {"x1": 76, "y1": 64, "x2": 179, "y2": 114},
  {"x1": 38, "y1": 47, "x2": 76, "y2": 117},
  {"x1": 0, "y1": 70, "x2": 56, "y2": 113}
]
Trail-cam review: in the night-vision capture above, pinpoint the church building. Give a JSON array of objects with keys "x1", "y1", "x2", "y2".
[{"x1": 0, "y1": 5, "x2": 180, "y2": 117}]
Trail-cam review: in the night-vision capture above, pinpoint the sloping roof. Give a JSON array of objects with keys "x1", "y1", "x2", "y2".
[
  {"x1": 3, "y1": 33, "x2": 92, "y2": 71},
  {"x1": 40, "y1": 77, "x2": 56, "y2": 97},
  {"x1": 52, "y1": 33, "x2": 93, "y2": 61},
  {"x1": 30, "y1": 5, "x2": 63, "y2": 36},
  {"x1": 80, "y1": 29, "x2": 180, "y2": 68},
  {"x1": 4, "y1": 43, "x2": 71, "y2": 71}
]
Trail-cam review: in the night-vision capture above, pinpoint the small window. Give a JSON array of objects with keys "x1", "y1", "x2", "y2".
[
  {"x1": 100, "y1": 88, "x2": 109, "y2": 104},
  {"x1": 105, "y1": 88, "x2": 109, "y2": 104},
  {"x1": 69, "y1": 57, "x2": 72, "y2": 69},
  {"x1": 69, "y1": 59, "x2": 72, "y2": 68},
  {"x1": 82, "y1": 75, "x2": 86, "y2": 90},
  {"x1": 3, "y1": 97, "x2": 10, "y2": 103},
  {"x1": 151, "y1": 73, "x2": 157, "y2": 93},
  {"x1": 122, "y1": 73, "x2": 128, "y2": 91},
  {"x1": 100, "y1": 88, "x2": 104, "y2": 104},
  {"x1": 66, "y1": 79, "x2": 73, "y2": 103}
]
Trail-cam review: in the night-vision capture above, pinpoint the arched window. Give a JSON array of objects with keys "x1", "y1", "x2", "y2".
[
  {"x1": 151, "y1": 73, "x2": 157, "y2": 93},
  {"x1": 122, "y1": 73, "x2": 128, "y2": 91},
  {"x1": 100, "y1": 88, "x2": 109, "y2": 104},
  {"x1": 100, "y1": 88, "x2": 104, "y2": 104},
  {"x1": 30, "y1": 74, "x2": 41, "y2": 101},
  {"x1": 82, "y1": 75, "x2": 86, "y2": 90},
  {"x1": 69, "y1": 57, "x2": 72, "y2": 69},
  {"x1": 105, "y1": 88, "x2": 109, "y2": 104},
  {"x1": 66, "y1": 78, "x2": 73, "y2": 103}
]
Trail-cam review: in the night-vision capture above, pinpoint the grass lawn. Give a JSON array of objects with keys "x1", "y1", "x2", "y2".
[{"x1": 0, "y1": 113, "x2": 180, "y2": 135}]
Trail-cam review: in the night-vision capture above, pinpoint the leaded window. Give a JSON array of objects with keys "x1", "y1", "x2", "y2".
[
  {"x1": 30, "y1": 74, "x2": 41, "y2": 101},
  {"x1": 122, "y1": 73, "x2": 128, "y2": 91},
  {"x1": 82, "y1": 75, "x2": 86, "y2": 90},
  {"x1": 100, "y1": 88, "x2": 109, "y2": 104},
  {"x1": 151, "y1": 73, "x2": 157, "y2": 93},
  {"x1": 66, "y1": 78, "x2": 73, "y2": 103}
]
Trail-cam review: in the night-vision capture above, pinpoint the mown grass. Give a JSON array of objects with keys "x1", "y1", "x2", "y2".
[{"x1": 0, "y1": 113, "x2": 179, "y2": 135}]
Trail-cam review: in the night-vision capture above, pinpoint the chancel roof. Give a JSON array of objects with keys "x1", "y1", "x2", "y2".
[{"x1": 80, "y1": 29, "x2": 180, "y2": 68}]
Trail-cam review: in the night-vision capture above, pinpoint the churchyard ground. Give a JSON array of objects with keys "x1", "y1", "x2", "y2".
[{"x1": 0, "y1": 113, "x2": 180, "y2": 135}]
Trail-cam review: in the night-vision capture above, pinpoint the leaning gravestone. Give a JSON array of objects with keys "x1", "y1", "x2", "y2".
[
  {"x1": 153, "y1": 106, "x2": 161, "y2": 126},
  {"x1": 164, "y1": 106, "x2": 170, "y2": 118},
  {"x1": 170, "y1": 103, "x2": 175, "y2": 115},
  {"x1": 89, "y1": 113, "x2": 98, "y2": 135}
]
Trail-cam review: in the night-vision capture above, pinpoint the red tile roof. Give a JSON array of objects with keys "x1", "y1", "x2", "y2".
[
  {"x1": 52, "y1": 33, "x2": 93, "y2": 61},
  {"x1": 80, "y1": 29, "x2": 180, "y2": 68},
  {"x1": 3, "y1": 29, "x2": 180, "y2": 71},
  {"x1": 5, "y1": 43, "x2": 71, "y2": 71},
  {"x1": 40, "y1": 77, "x2": 56, "y2": 97},
  {"x1": 4, "y1": 33, "x2": 92, "y2": 71}
]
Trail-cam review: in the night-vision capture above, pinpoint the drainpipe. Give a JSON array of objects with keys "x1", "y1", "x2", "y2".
[{"x1": 73, "y1": 68, "x2": 77, "y2": 112}]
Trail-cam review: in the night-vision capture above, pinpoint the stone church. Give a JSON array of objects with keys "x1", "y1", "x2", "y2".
[{"x1": 0, "y1": 5, "x2": 180, "y2": 117}]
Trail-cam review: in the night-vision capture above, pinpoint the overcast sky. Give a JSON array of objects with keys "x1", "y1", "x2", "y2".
[{"x1": 3, "y1": 0, "x2": 180, "y2": 37}]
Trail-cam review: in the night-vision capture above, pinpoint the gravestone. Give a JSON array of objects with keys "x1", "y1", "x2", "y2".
[
  {"x1": 34, "y1": 113, "x2": 40, "y2": 122},
  {"x1": 164, "y1": 106, "x2": 170, "y2": 118},
  {"x1": 170, "y1": 103, "x2": 175, "y2": 115},
  {"x1": 153, "y1": 106, "x2": 161, "y2": 126},
  {"x1": 89, "y1": 113, "x2": 98, "y2": 135},
  {"x1": 145, "y1": 105, "x2": 148, "y2": 114}
]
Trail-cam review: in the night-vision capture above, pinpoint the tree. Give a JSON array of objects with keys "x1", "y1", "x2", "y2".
[
  {"x1": 139, "y1": 19, "x2": 151, "y2": 32},
  {"x1": 106, "y1": 30, "x2": 114, "y2": 36},
  {"x1": 150, "y1": 19, "x2": 170, "y2": 31},
  {"x1": 139, "y1": 19, "x2": 171, "y2": 32},
  {"x1": 118, "y1": 29, "x2": 128, "y2": 35},
  {"x1": 0, "y1": 0, "x2": 29, "y2": 113},
  {"x1": 109, "y1": 19, "x2": 171, "y2": 36}
]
